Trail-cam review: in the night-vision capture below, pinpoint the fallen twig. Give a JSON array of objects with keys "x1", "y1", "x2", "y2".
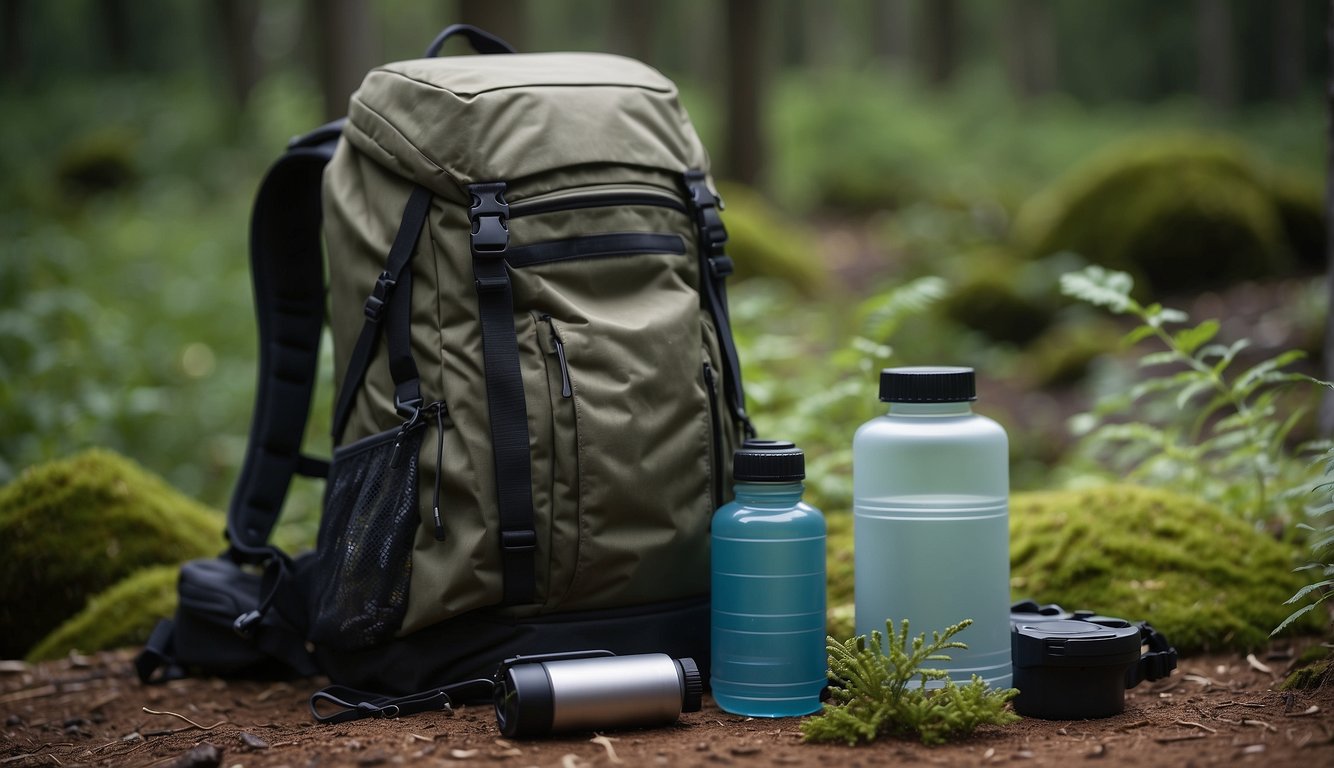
[
  {"x1": 1153, "y1": 733, "x2": 1207, "y2": 743},
  {"x1": 140, "y1": 707, "x2": 228, "y2": 731},
  {"x1": 1286, "y1": 705, "x2": 1320, "y2": 718},
  {"x1": 591, "y1": 734, "x2": 622, "y2": 764},
  {"x1": 1243, "y1": 719, "x2": 1277, "y2": 733},
  {"x1": 1118, "y1": 720, "x2": 1151, "y2": 731},
  {"x1": 1174, "y1": 720, "x2": 1217, "y2": 734},
  {"x1": 1246, "y1": 654, "x2": 1274, "y2": 675}
]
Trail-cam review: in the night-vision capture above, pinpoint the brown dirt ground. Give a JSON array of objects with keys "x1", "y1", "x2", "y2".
[{"x1": 3, "y1": 646, "x2": 1332, "y2": 768}]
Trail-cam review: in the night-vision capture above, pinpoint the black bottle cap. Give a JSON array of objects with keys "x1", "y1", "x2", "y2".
[
  {"x1": 879, "y1": 366, "x2": 976, "y2": 403},
  {"x1": 676, "y1": 657, "x2": 703, "y2": 713},
  {"x1": 733, "y1": 440, "x2": 804, "y2": 482}
]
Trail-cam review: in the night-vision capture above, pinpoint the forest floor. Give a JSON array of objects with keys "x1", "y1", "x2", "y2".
[{"x1": 2, "y1": 645, "x2": 1332, "y2": 768}]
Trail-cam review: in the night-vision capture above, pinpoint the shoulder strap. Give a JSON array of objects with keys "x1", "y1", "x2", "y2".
[
  {"x1": 683, "y1": 170, "x2": 755, "y2": 439},
  {"x1": 226, "y1": 120, "x2": 343, "y2": 562}
]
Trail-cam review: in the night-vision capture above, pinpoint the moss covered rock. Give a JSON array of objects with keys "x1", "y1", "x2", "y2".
[
  {"x1": 26, "y1": 564, "x2": 178, "y2": 661},
  {"x1": 940, "y1": 250, "x2": 1056, "y2": 345},
  {"x1": 1010, "y1": 485, "x2": 1320, "y2": 652},
  {"x1": 1014, "y1": 138, "x2": 1291, "y2": 294},
  {"x1": 826, "y1": 484, "x2": 1321, "y2": 651},
  {"x1": 717, "y1": 182, "x2": 830, "y2": 296},
  {"x1": 0, "y1": 450, "x2": 221, "y2": 659},
  {"x1": 1270, "y1": 172, "x2": 1326, "y2": 270}
]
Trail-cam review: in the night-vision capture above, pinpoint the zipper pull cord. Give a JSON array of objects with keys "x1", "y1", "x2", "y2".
[
  {"x1": 542, "y1": 315, "x2": 573, "y2": 398},
  {"x1": 431, "y1": 403, "x2": 446, "y2": 541}
]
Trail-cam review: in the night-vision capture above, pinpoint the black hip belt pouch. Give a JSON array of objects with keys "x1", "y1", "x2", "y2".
[{"x1": 1010, "y1": 600, "x2": 1178, "y2": 720}]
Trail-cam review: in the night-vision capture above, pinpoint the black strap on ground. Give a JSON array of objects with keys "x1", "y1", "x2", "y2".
[
  {"x1": 310, "y1": 679, "x2": 497, "y2": 724},
  {"x1": 682, "y1": 170, "x2": 755, "y2": 439},
  {"x1": 226, "y1": 119, "x2": 343, "y2": 562},
  {"x1": 468, "y1": 182, "x2": 537, "y2": 606},
  {"x1": 330, "y1": 185, "x2": 434, "y2": 442}
]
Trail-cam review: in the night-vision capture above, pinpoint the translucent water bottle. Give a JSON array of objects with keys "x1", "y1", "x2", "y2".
[
  {"x1": 852, "y1": 367, "x2": 1012, "y2": 688},
  {"x1": 711, "y1": 441, "x2": 827, "y2": 717}
]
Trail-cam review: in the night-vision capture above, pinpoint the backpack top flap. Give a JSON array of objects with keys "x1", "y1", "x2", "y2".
[{"x1": 343, "y1": 52, "x2": 709, "y2": 194}]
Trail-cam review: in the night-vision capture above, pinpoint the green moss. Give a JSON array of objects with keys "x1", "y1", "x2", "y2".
[
  {"x1": 1270, "y1": 172, "x2": 1325, "y2": 270},
  {"x1": 827, "y1": 485, "x2": 1321, "y2": 652},
  {"x1": 1014, "y1": 137, "x2": 1291, "y2": 294},
  {"x1": 1280, "y1": 656, "x2": 1332, "y2": 691},
  {"x1": 55, "y1": 128, "x2": 139, "y2": 198},
  {"x1": 26, "y1": 564, "x2": 178, "y2": 661},
  {"x1": 717, "y1": 182, "x2": 830, "y2": 296},
  {"x1": 1021, "y1": 317, "x2": 1125, "y2": 388},
  {"x1": 940, "y1": 252, "x2": 1056, "y2": 345},
  {"x1": 0, "y1": 450, "x2": 222, "y2": 658},
  {"x1": 1010, "y1": 485, "x2": 1321, "y2": 652}
]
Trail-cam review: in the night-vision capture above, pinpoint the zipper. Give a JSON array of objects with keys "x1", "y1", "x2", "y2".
[
  {"x1": 703, "y1": 362, "x2": 723, "y2": 509},
  {"x1": 506, "y1": 232, "x2": 685, "y2": 268},
  {"x1": 508, "y1": 184, "x2": 687, "y2": 218},
  {"x1": 540, "y1": 315, "x2": 573, "y2": 398}
]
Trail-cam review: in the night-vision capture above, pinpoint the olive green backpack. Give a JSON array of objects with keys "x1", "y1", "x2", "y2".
[{"x1": 139, "y1": 26, "x2": 753, "y2": 712}]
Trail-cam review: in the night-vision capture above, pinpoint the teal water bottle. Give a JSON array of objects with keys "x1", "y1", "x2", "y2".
[
  {"x1": 711, "y1": 441, "x2": 827, "y2": 717},
  {"x1": 852, "y1": 367, "x2": 1012, "y2": 688}
]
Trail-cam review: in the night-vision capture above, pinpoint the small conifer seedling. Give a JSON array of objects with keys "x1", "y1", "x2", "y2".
[{"x1": 801, "y1": 619, "x2": 1019, "y2": 746}]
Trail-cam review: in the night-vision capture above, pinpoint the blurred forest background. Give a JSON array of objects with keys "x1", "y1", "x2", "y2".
[{"x1": 0, "y1": 0, "x2": 1330, "y2": 548}]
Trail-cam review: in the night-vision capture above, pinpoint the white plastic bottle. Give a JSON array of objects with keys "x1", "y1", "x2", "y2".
[{"x1": 852, "y1": 366, "x2": 1012, "y2": 688}]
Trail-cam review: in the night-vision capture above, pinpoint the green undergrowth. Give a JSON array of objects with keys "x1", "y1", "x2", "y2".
[
  {"x1": 802, "y1": 619, "x2": 1019, "y2": 746},
  {"x1": 716, "y1": 182, "x2": 829, "y2": 296},
  {"x1": 26, "y1": 564, "x2": 178, "y2": 662},
  {"x1": 0, "y1": 449, "x2": 221, "y2": 658}
]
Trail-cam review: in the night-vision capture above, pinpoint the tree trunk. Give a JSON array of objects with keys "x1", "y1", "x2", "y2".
[
  {"x1": 2, "y1": 0, "x2": 25, "y2": 83},
  {"x1": 213, "y1": 0, "x2": 262, "y2": 108},
  {"x1": 1273, "y1": 0, "x2": 1304, "y2": 101},
  {"x1": 919, "y1": 0, "x2": 958, "y2": 88},
  {"x1": 458, "y1": 0, "x2": 525, "y2": 52},
  {"x1": 1321, "y1": 0, "x2": 1334, "y2": 436},
  {"x1": 1003, "y1": 0, "x2": 1057, "y2": 99},
  {"x1": 99, "y1": 0, "x2": 132, "y2": 69},
  {"x1": 871, "y1": 0, "x2": 911, "y2": 65},
  {"x1": 311, "y1": 0, "x2": 378, "y2": 122},
  {"x1": 609, "y1": 0, "x2": 655, "y2": 62},
  {"x1": 723, "y1": 0, "x2": 766, "y2": 186},
  {"x1": 1196, "y1": 0, "x2": 1235, "y2": 113}
]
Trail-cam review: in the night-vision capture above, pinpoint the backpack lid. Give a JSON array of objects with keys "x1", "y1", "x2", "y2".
[{"x1": 343, "y1": 52, "x2": 709, "y2": 197}]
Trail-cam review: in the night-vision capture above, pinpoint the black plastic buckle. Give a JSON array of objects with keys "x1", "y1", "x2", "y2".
[
  {"x1": 233, "y1": 610, "x2": 263, "y2": 639},
  {"x1": 469, "y1": 183, "x2": 510, "y2": 255},
  {"x1": 683, "y1": 172, "x2": 729, "y2": 257},
  {"x1": 364, "y1": 271, "x2": 396, "y2": 321},
  {"x1": 501, "y1": 529, "x2": 537, "y2": 553},
  {"x1": 708, "y1": 255, "x2": 735, "y2": 278}
]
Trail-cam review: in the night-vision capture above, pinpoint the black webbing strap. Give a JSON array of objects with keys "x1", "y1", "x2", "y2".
[
  {"x1": 226, "y1": 120, "x2": 343, "y2": 562},
  {"x1": 310, "y1": 678, "x2": 496, "y2": 724},
  {"x1": 682, "y1": 170, "x2": 755, "y2": 438},
  {"x1": 1126, "y1": 621, "x2": 1178, "y2": 688},
  {"x1": 330, "y1": 185, "x2": 433, "y2": 442},
  {"x1": 468, "y1": 182, "x2": 537, "y2": 606}
]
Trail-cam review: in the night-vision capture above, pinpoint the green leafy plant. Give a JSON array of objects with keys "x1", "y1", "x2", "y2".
[
  {"x1": 732, "y1": 276, "x2": 947, "y2": 513},
  {"x1": 1060, "y1": 265, "x2": 1316, "y2": 524},
  {"x1": 801, "y1": 619, "x2": 1019, "y2": 746},
  {"x1": 1275, "y1": 441, "x2": 1334, "y2": 636}
]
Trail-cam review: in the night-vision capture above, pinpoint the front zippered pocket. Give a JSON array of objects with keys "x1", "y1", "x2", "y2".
[
  {"x1": 508, "y1": 183, "x2": 687, "y2": 218},
  {"x1": 541, "y1": 314, "x2": 573, "y2": 398},
  {"x1": 507, "y1": 232, "x2": 685, "y2": 268}
]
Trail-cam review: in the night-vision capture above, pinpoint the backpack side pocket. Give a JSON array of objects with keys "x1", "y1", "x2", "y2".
[{"x1": 311, "y1": 422, "x2": 426, "y2": 651}]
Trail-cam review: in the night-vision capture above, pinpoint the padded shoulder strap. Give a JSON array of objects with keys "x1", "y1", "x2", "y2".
[{"x1": 227, "y1": 120, "x2": 343, "y2": 561}]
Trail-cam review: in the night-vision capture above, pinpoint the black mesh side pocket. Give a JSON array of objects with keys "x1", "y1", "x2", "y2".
[{"x1": 310, "y1": 423, "x2": 425, "y2": 651}]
